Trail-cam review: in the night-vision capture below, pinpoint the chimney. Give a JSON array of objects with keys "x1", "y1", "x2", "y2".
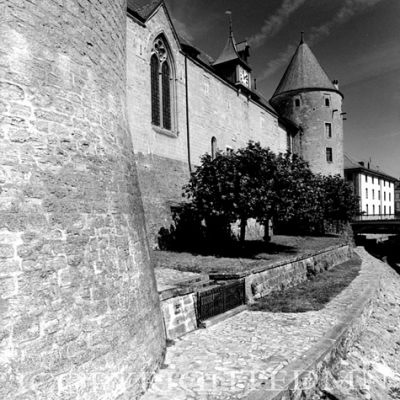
[{"x1": 332, "y1": 79, "x2": 339, "y2": 90}]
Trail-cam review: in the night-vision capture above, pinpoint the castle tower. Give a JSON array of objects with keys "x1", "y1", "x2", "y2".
[
  {"x1": 0, "y1": 1, "x2": 165, "y2": 398},
  {"x1": 270, "y1": 35, "x2": 344, "y2": 176}
]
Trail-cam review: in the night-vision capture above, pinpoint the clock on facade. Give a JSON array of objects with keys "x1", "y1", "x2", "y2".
[{"x1": 238, "y1": 66, "x2": 250, "y2": 88}]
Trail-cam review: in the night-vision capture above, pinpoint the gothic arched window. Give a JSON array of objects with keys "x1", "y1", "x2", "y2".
[{"x1": 150, "y1": 36, "x2": 175, "y2": 132}]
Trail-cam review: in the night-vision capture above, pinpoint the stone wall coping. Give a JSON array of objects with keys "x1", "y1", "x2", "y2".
[
  {"x1": 243, "y1": 247, "x2": 383, "y2": 400},
  {"x1": 159, "y1": 286, "x2": 194, "y2": 301},
  {"x1": 209, "y1": 243, "x2": 349, "y2": 280}
]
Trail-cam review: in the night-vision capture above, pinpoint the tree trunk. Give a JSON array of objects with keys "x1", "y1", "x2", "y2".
[{"x1": 240, "y1": 217, "x2": 247, "y2": 244}]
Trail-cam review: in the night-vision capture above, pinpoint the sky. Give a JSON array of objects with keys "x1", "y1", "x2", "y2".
[{"x1": 151, "y1": 0, "x2": 400, "y2": 178}]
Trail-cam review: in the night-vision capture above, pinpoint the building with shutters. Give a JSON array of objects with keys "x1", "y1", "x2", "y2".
[{"x1": 344, "y1": 155, "x2": 397, "y2": 217}]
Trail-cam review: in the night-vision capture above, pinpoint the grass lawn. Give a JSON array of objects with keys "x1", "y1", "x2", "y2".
[
  {"x1": 249, "y1": 254, "x2": 362, "y2": 313},
  {"x1": 154, "y1": 235, "x2": 346, "y2": 275}
]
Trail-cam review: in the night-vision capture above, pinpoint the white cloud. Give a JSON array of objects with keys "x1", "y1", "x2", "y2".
[
  {"x1": 249, "y1": 0, "x2": 307, "y2": 48},
  {"x1": 258, "y1": 0, "x2": 386, "y2": 82}
]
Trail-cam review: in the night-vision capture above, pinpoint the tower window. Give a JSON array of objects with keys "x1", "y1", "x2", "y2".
[
  {"x1": 366, "y1": 188, "x2": 368, "y2": 199},
  {"x1": 287, "y1": 133, "x2": 293, "y2": 153},
  {"x1": 150, "y1": 35, "x2": 176, "y2": 132},
  {"x1": 325, "y1": 98, "x2": 330, "y2": 107},
  {"x1": 211, "y1": 137, "x2": 217, "y2": 160},
  {"x1": 326, "y1": 147, "x2": 333, "y2": 163},
  {"x1": 325, "y1": 123, "x2": 332, "y2": 138},
  {"x1": 294, "y1": 98, "x2": 300, "y2": 107}
]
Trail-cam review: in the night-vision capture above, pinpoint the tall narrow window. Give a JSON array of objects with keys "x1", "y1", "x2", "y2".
[
  {"x1": 366, "y1": 188, "x2": 368, "y2": 199},
  {"x1": 150, "y1": 54, "x2": 160, "y2": 126},
  {"x1": 294, "y1": 98, "x2": 300, "y2": 107},
  {"x1": 150, "y1": 35, "x2": 175, "y2": 132},
  {"x1": 325, "y1": 123, "x2": 332, "y2": 138},
  {"x1": 287, "y1": 133, "x2": 293, "y2": 153},
  {"x1": 373, "y1": 205, "x2": 375, "y2": 215},
  {"x1": 326, "y1": 147, "x2": 333, "y2": 163},
  {"x1": 211, "y1": 137, "x2": 217, "y2": 160},
  {"x1": 325, "y1": 97, "x2": 330, "y2": 107},
  {"x1": 161, "y1": 62, "x2": 171, "y2": 130},
  {"x1": 366, "y1": 204, "x2": 369, "y2": 215}
]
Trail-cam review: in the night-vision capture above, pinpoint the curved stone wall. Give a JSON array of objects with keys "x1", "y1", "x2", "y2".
[
  {"x1": 271, "y1": 90, "x2": 344, "y2": 176},
  {"x1": 0, "y1": 1, "x2": 165, "y2": 398}
]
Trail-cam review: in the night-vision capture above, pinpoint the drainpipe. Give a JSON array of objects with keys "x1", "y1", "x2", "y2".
[{"x1": 185, "y1": 55, "x2": 192, "y2": 174}]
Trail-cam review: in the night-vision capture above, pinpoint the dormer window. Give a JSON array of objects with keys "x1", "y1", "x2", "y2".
[{"x1": 150, "y1": 35, "x2": 176, "y2": 134}]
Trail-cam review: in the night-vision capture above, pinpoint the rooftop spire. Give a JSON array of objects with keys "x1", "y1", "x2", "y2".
[
  {"x1": 226, "y1": 10, "x2": 233, "y2": 38},
  {"x1": 213, "y1": 10, "x2": 240, "y2": 66}
]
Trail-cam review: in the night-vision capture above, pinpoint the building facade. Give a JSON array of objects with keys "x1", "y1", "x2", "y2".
[
  {"x1": 395, "y1": 181, "x2": 400, "y2": 215},
  {"x1": 126, "y1": 0, "x2": 345, "y2": 244},
  {"x1": 344, "y1": 156, "x2": 396, "y2": 217}
]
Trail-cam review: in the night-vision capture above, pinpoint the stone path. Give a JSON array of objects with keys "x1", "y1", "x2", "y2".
[{"x1": 142, "y1": 250, "x2": 376, "y2": 400}]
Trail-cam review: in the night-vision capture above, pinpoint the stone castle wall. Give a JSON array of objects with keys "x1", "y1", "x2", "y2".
[
  {"x1": 272, "y1": 90, "x2": 344, "y2": 176},
  {"x1": 126, "y1": 7, "x2": 289, "y2": 244},
  {"x1": 0, "y1": 1, "x2": 165, "y2": 399}
]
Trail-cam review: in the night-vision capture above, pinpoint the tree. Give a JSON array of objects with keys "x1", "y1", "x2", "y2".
[
  {"x1": 272, "y1": 153, "x2": 325, "y2": 233},
  {"x1": 322, "y1": 174, "x2": 360, "y2": 224},
  {"x1": 184, "y1": 142, "x2": 277, "y2": 243}
]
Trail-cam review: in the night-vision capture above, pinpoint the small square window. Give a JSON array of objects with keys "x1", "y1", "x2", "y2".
[
  {"x1": 326, "y1": 147, "x2": 333, "y2": 163},
  {"x1": 325, "y1": 123, "x2": 332, "y2": 138}
]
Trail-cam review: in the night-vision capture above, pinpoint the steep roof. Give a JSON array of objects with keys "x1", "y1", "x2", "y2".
[
  {"x1": 344, "y1": 154, "x2": 397, "y2": 182},
  {"x1": 127, "y1": 0, "x2": 162, "y2": 21},
  {"x1": 213, "y1": 32, "x2": 240, "y2": 66},
  {"x1": 272, "y1": 38, "x2": 339, "y2": 98}
]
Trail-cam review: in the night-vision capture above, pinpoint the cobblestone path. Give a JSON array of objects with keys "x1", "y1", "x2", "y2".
[{"x1": 142, "y1": 250, "x2": 375, "y2": 400}]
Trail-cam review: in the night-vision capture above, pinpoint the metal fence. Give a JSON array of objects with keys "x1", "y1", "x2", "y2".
[{"x1": 196, "y1": 280, "x2": 245, "y2": 322}]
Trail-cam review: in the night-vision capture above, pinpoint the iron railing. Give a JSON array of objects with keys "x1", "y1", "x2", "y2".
[{"x1": 196, "y1": 280, "x2": 245, "y2": 322}]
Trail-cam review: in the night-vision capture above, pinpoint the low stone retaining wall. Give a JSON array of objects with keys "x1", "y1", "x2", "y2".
[
  {"x1": 245, "y1": 244, "x2": 352, "y2": 302},
  {"x1": 159, "y1": 289, "x2": 198, "y2": 340},
  {"x1": 158, "y1": 244, "x2": 353, "y2": 340},
  {"x1": 244, "y1": 247, "x2": 384, "y2": 400}
]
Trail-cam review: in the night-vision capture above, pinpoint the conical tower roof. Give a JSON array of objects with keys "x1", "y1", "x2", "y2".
[{"x1": 272, "y1": 37, "x2": 338, "y2": 98}]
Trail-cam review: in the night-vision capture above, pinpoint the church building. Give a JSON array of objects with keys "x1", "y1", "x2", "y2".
[{"x1": 127, "y1": 0, "x2": 345, "y2": 244}]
